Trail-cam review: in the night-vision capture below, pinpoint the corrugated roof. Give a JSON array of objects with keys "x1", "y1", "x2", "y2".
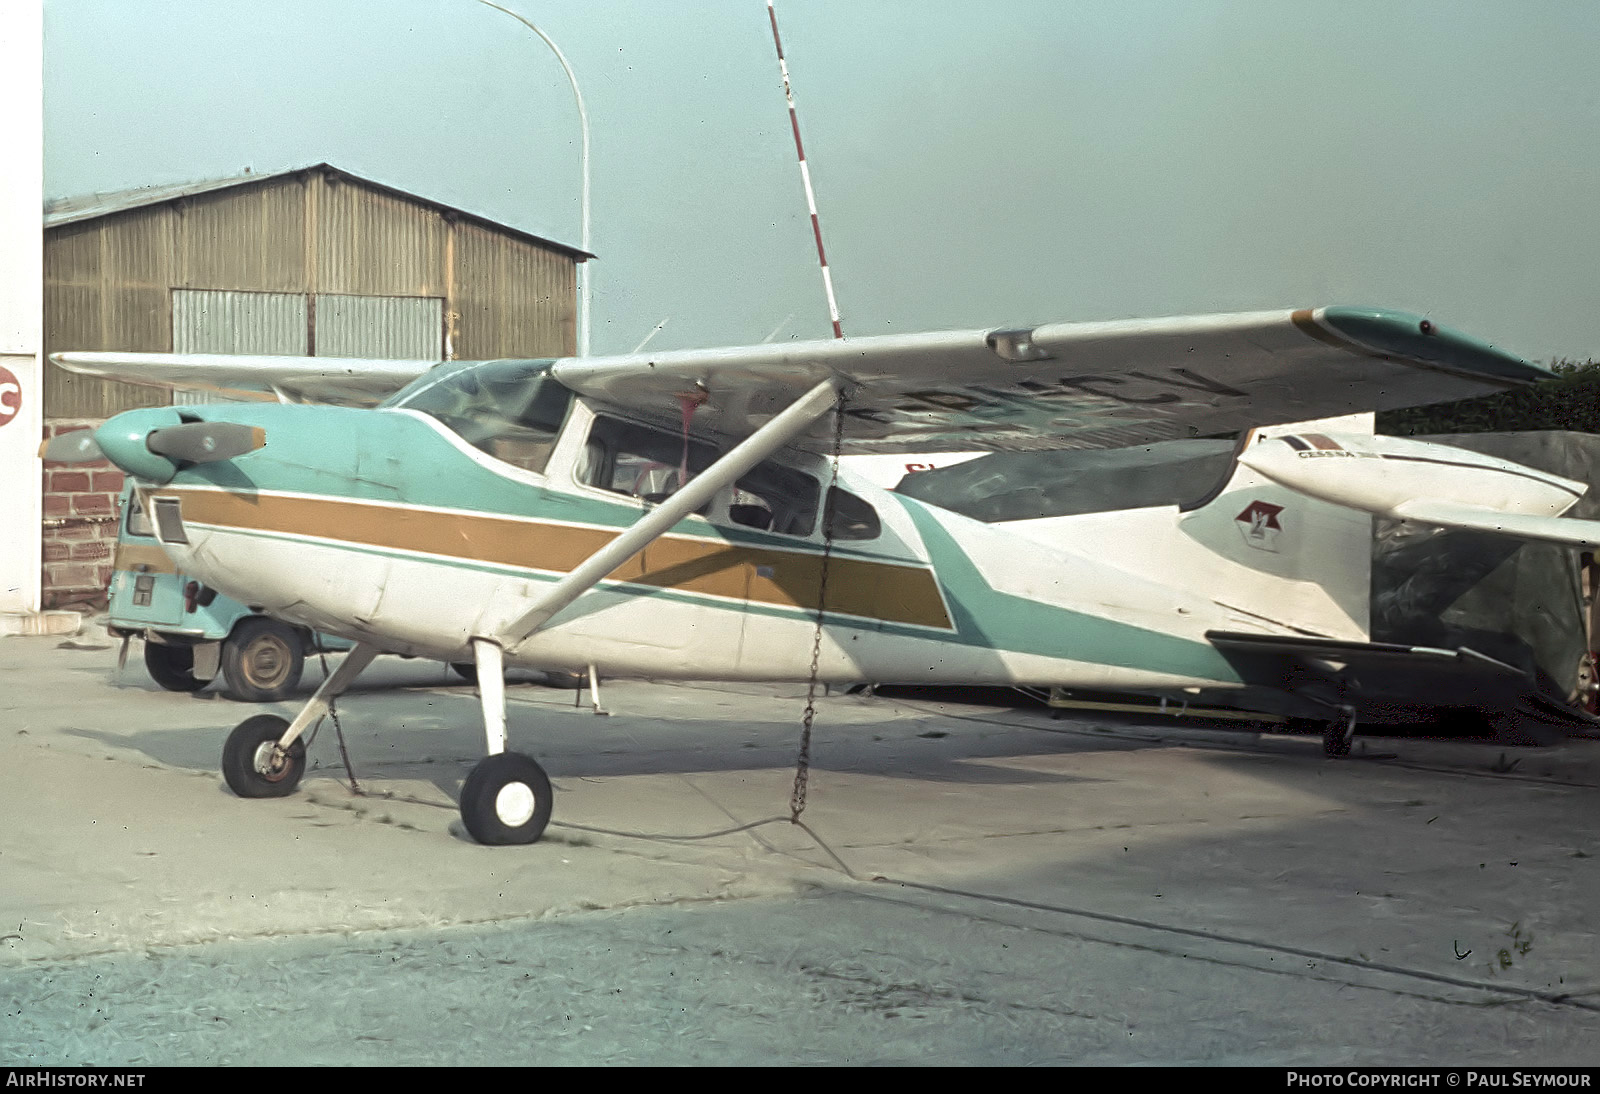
[{"x1": 43, "y1": 161, "x2": 593, "y2": 260}]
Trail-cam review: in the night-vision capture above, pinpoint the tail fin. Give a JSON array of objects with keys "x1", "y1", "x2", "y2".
[{"x1": 998, "y1": 415, "x2": 1375, "y2": 641}]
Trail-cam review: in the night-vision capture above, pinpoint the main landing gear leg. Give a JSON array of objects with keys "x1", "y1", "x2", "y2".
[
  {"x1": 221, "y1": 642, "x2": 381, "y2": 798},
  {"x1": 458, "y1": 638, "x2": 553, "y2": 845}
]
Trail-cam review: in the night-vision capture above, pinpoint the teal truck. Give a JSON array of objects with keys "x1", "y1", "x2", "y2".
[{"x1": 107, "y1": 484, "x2": 352, "y2": 701}]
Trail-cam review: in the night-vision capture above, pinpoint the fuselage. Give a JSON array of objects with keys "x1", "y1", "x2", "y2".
[{"x1": 94, "y1": 362, "x2": 1258, "y2": 696}]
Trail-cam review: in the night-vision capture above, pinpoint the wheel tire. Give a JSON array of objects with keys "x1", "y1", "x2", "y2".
[
  {"x1": 450, "y1": 662, "x2": 478, "y2": 684},
  {"x1": 143, "y1": 640, "x2": 207, "y2": 692},
  {"x1": 221, "y1": 714, "x2": 306, "y2": 798},
  {"x1": 1323, "y1": 720, "x2": 1352, "y2": 758},
  {"x1": 460, "y1": 752, "x2": 553, "y2": 845},
  {"x1": 221, "y1": 618, "x2": 305, "y2": 702}
]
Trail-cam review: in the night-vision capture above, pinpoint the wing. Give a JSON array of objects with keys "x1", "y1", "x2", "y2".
[
  {"x1": 550, "y1": 306, "x2": 1550, "y2": 454},
  {"x1": 49, "y1": 352, "x2": 437, "y2": 406}
]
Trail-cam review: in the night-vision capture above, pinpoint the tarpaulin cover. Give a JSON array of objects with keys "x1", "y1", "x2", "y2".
[{"x1": 895, "y1": 432, "x2": 1600, "y2": 698}]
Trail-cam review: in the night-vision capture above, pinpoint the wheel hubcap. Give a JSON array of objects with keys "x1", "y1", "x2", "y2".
[
  {"x1": 495, "y1": 781, "x2": 537, "y2": 827},
  {"x1": 245, "y1": 637, "x2": 292, "y2": 687},
  {"x1": 251, "y1": 740, "x2": 290, "y2": 781}
]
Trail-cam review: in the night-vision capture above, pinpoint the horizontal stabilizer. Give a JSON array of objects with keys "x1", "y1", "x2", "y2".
[
  {"x1": 1208, "y1": 629, "x2": 1599, "y2": 734},
  {"x1": 1206, "y1": 630, "x2": 1526, "y2": 679},
  {"x1": 1390, "y1": 499, "x2": 1600, "y2": 549}
]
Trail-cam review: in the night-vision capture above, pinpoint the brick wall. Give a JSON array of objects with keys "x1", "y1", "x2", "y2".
[{"x1": 41, "y1": 419, "x2": 123, "y2": 610}]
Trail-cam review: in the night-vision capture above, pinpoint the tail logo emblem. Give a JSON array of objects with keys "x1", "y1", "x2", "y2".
[{"x1": 1236, "y1": 500, "x2": 1285, "y2": 552}]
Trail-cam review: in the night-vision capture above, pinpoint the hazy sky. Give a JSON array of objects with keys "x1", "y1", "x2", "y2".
[{"x1": 42, "y1": 0, "x2": 1600, "y2": 363}]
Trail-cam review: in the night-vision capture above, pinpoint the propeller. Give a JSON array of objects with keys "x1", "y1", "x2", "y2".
[
  {"x1": 39, "y1": 430, "x2": 104, "y2": 463},
  {"x1": 38, "y1": 422, "x2": 265, "y2": 466},
  {"x1": 145, "y1": 422, "x2": 266, "y2": 463}
]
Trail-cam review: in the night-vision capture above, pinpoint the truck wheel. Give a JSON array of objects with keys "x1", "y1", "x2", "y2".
[
  {"x1": 144, "y1": 640, "x2": 206, "y2": 692},
  {"x1": 221, "y1": 618, "x2": 305, "y2": 702}
]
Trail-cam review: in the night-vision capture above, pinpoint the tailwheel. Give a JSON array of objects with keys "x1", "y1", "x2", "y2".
[
  {"x1": 222, "y1": 714, "x2": 306, "y2": 798},
  {"x1": 460, "y1": 752, "x2": 553, "y2": 845},
  {"x1": 1323, "y1": 707, "x2": 1356, "y2": 758}
]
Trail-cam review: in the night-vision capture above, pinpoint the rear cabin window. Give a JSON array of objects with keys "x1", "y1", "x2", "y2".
[
  {"x1": 394, "y1": 361, "x2": 573, "y2": 475},
  {"x1": 824, "y1": 487, "x2": 881, "y2": 541},
  {"x1": 728, "y1": 462, "x2": 820, "y2": 537}
]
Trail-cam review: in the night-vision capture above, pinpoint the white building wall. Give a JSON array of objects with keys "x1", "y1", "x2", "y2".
[{"x1": 0, "y1": 4, "x2": 43, "y2": 616}]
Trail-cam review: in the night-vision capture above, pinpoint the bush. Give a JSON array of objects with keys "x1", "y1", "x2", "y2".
[{"x1": 1378, "y1": 360, "x2": 1600, "y2": 435}]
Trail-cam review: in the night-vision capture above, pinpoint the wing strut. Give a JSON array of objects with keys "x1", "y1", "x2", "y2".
[{"x1": 499, "y1": 377, "x2": 843, "y2": 648}]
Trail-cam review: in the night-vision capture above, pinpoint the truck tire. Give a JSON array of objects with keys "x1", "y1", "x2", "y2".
[
  {"x1": 144, "y1": 640, "x2": 207, "y2": 692},
  {"x1": 221, "y1": 617, "x2": 306, "y2": 702}
]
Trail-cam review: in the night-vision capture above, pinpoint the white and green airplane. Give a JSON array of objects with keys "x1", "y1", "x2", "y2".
[{"x1": 47, "y1": 305, "x2": 1600, "y2": 844}]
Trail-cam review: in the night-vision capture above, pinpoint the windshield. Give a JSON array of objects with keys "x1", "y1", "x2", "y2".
[{"x1": 388, "y1": 359, "x2": 574, "y2": 475}]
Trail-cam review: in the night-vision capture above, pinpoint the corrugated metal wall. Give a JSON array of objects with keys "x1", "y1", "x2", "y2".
[
  {"x1": 454, "y1": 219, "x2": 576, "y2": 359},
  {"x1": 43, "y1": 167, "x2": 578, "y2": 420}
]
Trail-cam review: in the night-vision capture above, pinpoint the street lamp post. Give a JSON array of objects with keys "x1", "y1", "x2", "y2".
[{"x1": 477, "y1": 1, "x2": 592, "y2": 357}]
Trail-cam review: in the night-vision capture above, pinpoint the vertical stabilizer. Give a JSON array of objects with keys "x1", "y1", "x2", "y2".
[{"x1": 997, "y1": 414, "x2": 1377, "y2": 641}]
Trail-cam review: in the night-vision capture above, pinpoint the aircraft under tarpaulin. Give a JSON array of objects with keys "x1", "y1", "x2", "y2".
[{"x1": 45, "y1": 305, "x2": 1600, "y2": 843}]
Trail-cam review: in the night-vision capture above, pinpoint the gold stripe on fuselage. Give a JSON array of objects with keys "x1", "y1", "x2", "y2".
[{"x1": 160, "y1": 487, "x2": 954, "y2": 631}]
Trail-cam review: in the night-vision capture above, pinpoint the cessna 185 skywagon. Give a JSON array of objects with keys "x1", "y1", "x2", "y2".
[{"x1": 47, "y1": 306, "x2": 1600, "y2": 844}]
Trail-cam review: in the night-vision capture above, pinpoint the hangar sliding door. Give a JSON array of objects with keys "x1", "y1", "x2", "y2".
[
  {"x1": 313, "y1": 294, "x2": 443, "y2": 360},
  {"x1": 171, "y1": 289, "x2": 443, "y2": 404},
  {"x1": 171, "y1": 289, "x2": 308, "y2": 405}
]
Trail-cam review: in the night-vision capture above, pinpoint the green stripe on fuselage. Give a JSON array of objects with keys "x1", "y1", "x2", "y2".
[
  {"x1": 896, "y1": 496, "x2": 1242, "y2": 682},
  {"x1": 159, "y1": 403, "x2": 911, "y2": 564}
]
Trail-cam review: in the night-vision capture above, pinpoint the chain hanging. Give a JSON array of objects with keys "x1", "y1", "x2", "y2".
[
  {"x1": 317, "y1": 649, "x2": 364, "y2": 795},
  {"x1": 790, "y1": 390, "x2": 847, "y2": 822}
]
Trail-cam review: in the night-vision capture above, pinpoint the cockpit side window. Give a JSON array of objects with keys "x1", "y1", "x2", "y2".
[
  {"x1": 393, "y1": 360, "x2": 573, "y2": 475},
  {"x1": 580, "y1": 416, "x2": 718, "y2": 504}
]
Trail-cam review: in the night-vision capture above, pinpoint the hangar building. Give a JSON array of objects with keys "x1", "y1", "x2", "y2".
[{"x1": 40, "y1": 162, "x2": 587, "y2": 609}]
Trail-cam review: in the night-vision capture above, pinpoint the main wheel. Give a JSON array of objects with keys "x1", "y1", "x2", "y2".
[
  {"x1": 1323, "y1": 719, "x2": 1353, "y2": 758},
  {"x1": 460, "y1": 752, "x2": 553, "y2": 845},
  {"x1": 221, "y1": 618, "x2": 305, "y2": 702},
  {"x1": 144, "y1": 640, "x2": 206, "y2": 692},
  {"x1": 221, "y1": 714, "x2": 306, "y2": 798}
]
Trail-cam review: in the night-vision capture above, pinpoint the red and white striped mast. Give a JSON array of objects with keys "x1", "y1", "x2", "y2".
[{"x1": 766, "y1": 0, "x2": 844, "y2": 340}]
